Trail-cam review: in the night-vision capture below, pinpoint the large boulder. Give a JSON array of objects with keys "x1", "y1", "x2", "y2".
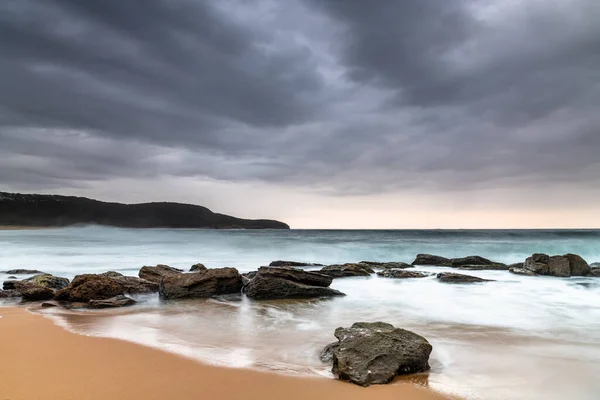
[
  {"x1": 55, "y1": 274, "x2": 128, "y2": 302},
  {"x1": 24, "y1": 274, "x2": 69, "y2": 290},
  {"x1": 138, "y1": 265, "x2": 183, "y2": 283},
  {"x1": 411, "y1": 254, "x2": 451, "y2": 267},
  {"x1": 320, "y1": 264, "x2": 373, "y2": 278},
  {"x1": 243, "y1": 267, "x2": 344, "y2": 300},
  {"x1": 159, "y1": 268, "x2": 243, "y2": 300},
  {"x1": 522, "y1": 253, "x2": 591, "y2": 277},
  {"x1": 88, "y1": 295, "x2": 137, "y2": 309},
  {"x1": 13, "y1": 282, "x2": 55, "y2": 301},
  {"x1": 436, "y1": 272, "x2": 492, "y2": 283},
  {"x1": 268, "y1": 260, "x2": 323, "y2": 267},
  {"x1": 2, "y1": 269, "x2": 44, "y2": 275},
  {"x1": 377, "y1": 270, "x2": 429, "y2": 279},
  {"x1": 321, "y1": 322, "x2": 432, "y2": 386},
  {"x1": 190, "y1": 263, "x2": 207, "y2": 272}
]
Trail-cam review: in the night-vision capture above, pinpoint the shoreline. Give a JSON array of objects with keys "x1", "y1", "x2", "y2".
[
  {"x1": 0, "y1": 225, "x2": 51, "y2": 230},
  {"x1": 0, "y1": 307, "x2": 453, "y2": 400}
]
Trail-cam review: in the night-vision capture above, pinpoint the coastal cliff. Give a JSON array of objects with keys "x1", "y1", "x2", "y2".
[{"x1": 0, "y1": 192, "x2": 289, "y2": 229}]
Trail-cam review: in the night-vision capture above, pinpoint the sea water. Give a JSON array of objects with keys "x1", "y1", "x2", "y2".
[{"x1": 1, "y1": 227, "x2": 600, "y2": 400}]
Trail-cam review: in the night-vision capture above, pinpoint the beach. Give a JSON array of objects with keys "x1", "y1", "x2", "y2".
[{"x1": 0, "y1": 307, "x2": 449, "y2": 400}]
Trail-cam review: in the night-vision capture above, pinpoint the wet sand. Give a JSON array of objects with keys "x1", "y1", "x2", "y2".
[
  {"x1": 0, "y1": 307, "x2": 452, "y2": 400},
  {"x1": 0, "y1": 225, "x2": 48, "y2": 230}
]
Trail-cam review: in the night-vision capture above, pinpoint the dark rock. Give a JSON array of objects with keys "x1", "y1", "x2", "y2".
[
  {"x1": 565, "y1": 254, "x2": 591, "y2": 276},
  {"x1": 3, "y1": 269, "x2": 43, "y2": 275},
  {"x1": 13, "y1": 282, "x2": 55, "y2": 301},
  {"x1": 138, "y1": 265, "x2": 183, "y2": 283},
  {"x1": 361, "y1": 261, "x2": 414, "y2": 269},
  {"x1": 241, "y1": 271, "x2": 257, "y2": 285},
  {"x1": 40, "y1": 302, "x2": 59, "y2": 308},
  {"x1": 99, "y1": 271, "x2": 124, "y2": 278},
  {"x1": 323, "y1": 322, "x2": 432, "y2": 387},
  {"x1": 3, "y1": 280, "x2": 16, "y2": 290},
  {"x1": 111, "y1": 275, "x2": 159, "y2": 294},
  {"x1": 24, "y1": 274, "x2": 70, "y2": 290},
  {"x1": 377, "y1": 270, "x2": 429, "y2": 279},
  {"x1": 268, "y1": 260, "x2": 323, "y2": 267},
  {"x1": 0, "y1": 289, "x2": 21, "y2": 298},
  {"x1": 508, "y1": 262, "x2": 524, "y2": 269},
  {"x1": 7, "y1": 276, "x2": 17, "y2": 279},
  {"x1": 588, "y1": 267, "x2": 600, "y2": 277},
  {"x1": 457, "y1": 263, "x2": 509, "y2": 271},
  {"x1": 244, "y1": 274, "x2": 344, "y2": 300},
  {"x1": 88, "y1": 295, "x2": 137, "y2": 309},
  {"x1": 320, "y1": 264, "x2": 373, "y2": 278},
  {"x1": 55, "y1": 274, "x2": 129, "y2": 302},
  {"x1": 411, "y1": 254, "x2": 451, "y2": 266},
  {"x1": 255, "y1": 266, "x2": 333, "y2": 287},
  {"x1": 509, "y1": 267, "x2": 537, "y2": 276},
  {"x1": 159, "y1": 268, "x2": 243, "y2": 300},
  {"x1": 436, "y1": 272, "x2": 492, "y2": 283},
  {"x1": 523, "y1": 253, "x2": 551, "y2": 275},
  {"x1": 190, "y1": 263, "x2": 207, "y2": 272},
  {"x1": 547, "y1": 256, "x2": 571, "y2": 277},
  {"x1": 450, "y1": 256, "x2": 498, "y2": 267},
  {"x1": 319, "y1": 342, "x2": 338, "y2": 363}
]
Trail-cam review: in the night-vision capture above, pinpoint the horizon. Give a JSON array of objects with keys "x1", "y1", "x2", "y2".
[{"x1": 1, "y1": 1, "x2": 599, "y2": 229}]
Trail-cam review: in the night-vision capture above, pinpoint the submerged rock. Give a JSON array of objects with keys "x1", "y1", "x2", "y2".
[
  {"x1": 322, "y1": 322, "x2": 432, "y2": 387},
  {"x1": 7, "y1": 276, "x2": 17, "y2": 279},
  {"x1": 3, "y1": 269, "x2": 44, "y2": 275},
  {"x1": 268, "y1": 260, "x2": 323, "y2": 267},
  {"x1": 361, "y1": 261, "x2": 414, "y2": 269},
  {"x1": 411, "y1": 254, "x2": 451, "y2": 267},
  {"x1": 509, "y1": 267, "x2": 537, "y2": 276},
  {"x1": 159, "y1": 268, "x2": 243, "y2": 300},
  {"x1": 320, "y1": 264, "x2": 373, "y2": 278},
  {"x1": 377, "y1": 270, "x2": 429, "y2": 279},
  {"x1": 13, "y1": 281, "x2": 55, "y2": 301},
  {"x1": 24, "y1": 274, "x2": 69, "y2": 290},
  {"x1": 190, "y1": 263, "x2": 207, "y2": 272},
  {"x1": 243, "y1": 267, "x2": 343, "y2": 300},
  {"x1": 436, "y1": 272, "x2": 492, "y2": 283},
  {"x1": 138, "y1": 264, "x2": 183, "y2": 283},
  {"x1": 88, "y1": 295, "x2": 137, "y2": 309}
]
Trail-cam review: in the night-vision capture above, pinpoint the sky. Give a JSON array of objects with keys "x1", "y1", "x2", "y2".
[{"x1": 1, "y1": 0, "x2": 599, "y2": 228}]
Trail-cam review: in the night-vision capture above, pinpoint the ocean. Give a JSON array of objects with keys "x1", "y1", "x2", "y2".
[{"x1": 1, "y1": 227, "x2": 600, "y2": 400}]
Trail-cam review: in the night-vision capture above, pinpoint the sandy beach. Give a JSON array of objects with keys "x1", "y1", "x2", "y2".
[
  {"x1": 0, "y1": 225, "x2": 48, "y2": 230},
  {"x1": 0, "y1": 307, "x2": 451, "y2": 400}
]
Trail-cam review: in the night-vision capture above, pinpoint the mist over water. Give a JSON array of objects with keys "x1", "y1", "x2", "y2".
[{"x1": 2, "y1": 227, "x2": 600, "y2": 400}]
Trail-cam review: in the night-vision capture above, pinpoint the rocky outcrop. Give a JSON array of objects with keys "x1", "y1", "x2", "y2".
[
  {"x1": 320, "y1": 264, "x2": 373, "y2": 278},
  {"x1": 13, "y1": 282, "x2": 55, "y2": 301},
  {"x1": 361, "y1": 261, "x2": 413, "y2": 269},
  {"x1": 138, "y1": 265, "x2": 183, "y2": 283},
  {"x1": 24, "y1": 274, "x2": 69, "y2": 290},
  {"x1": 377, "y1": 270, "x2": 429, "y2": 279},
  {"x1": 99, "y1": 271, "x2": 124, "y2": 278},
  {"x1": 243, "y1": 267, "x2": 344, "y2": 300},
  {"x1": 0, "y1": 289, "x2": 21, "y2": 298},
  {"x1": 521, "y1": 253, "x2": 591, "y2": 277},
  {"x1": 3, "y1": 269, "x2": 43, "y2": 275},
  {"x1": 321, "y1": 322, "x2": 432, "y2": 387},
  {"x1": 268, "y1": 261, "x2": 323, "y2": 267},
  {"x1": 55, "y1": 274, "x2": 127, "y2": 302},
  {"x1": 589, "y1": 268, "x2": 600, "y2": 277},
  {"x1": 411, "y1": 254, "x2": 451, "y2": 266},
  {"x1": 190, "y1": 263, "x2": 207, "y2": 272},
  {"x1": 436, "y1": 272, "x2": 492, "y2": 283},
  {"x1": 159, "y1": 268, "x2": 243, "y2": 300},
  {"x1": 111, "y1": 275, "x2": 159, "y2": 294},
  {"x1": 450, "y1": 256, "x2": 496, "y2": 267},
  {"x1": 88, "y1": 295, "x2": 137, "y2": 309}
]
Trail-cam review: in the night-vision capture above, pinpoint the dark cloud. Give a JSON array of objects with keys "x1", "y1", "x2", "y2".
[{"x1": 1, "y1": 0, "x2": 599, "y2": 200}]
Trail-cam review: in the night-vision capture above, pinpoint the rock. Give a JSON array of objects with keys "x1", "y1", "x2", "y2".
[
  {"x1": 436, "y1": 272, "x2": 492, "y2": 283},
  {"x1": 411, "y1": 254, "x2": 451, "y2": 266},
  {"x1": 450, "y1": 256, "x2": 498, "y2": 267},
  {"x1": 323, "y1": 322, "x2": 432, "y2": 387},
  {"x1": 591, "y1": 262, "x2": 600, "y2": 267},
  {"x1": 24, "y1": 274, "x2": 69, "y2": 290},
  {"x1": 40, "y1": 302, "x2": 59, "y2": 308},
  {"x1": 2, "y1": 280, "x2": 16, "y2": 290},
  {"x1": 13, "y1": 282, "x2": 55, "y2": 301},
  {"x1": 509, "y1": 267, "x2": 537, "y2": 276},
  {"x1": 112, "y1": 275, "x2": 159, "y2": 294},
  {"x1": 55, "y1": 274, "x2": 128, "y2": 302},
  {"x1": 589, "y1": 268, "x2": 600, "y2": 277},
  {"x1": 362, "y1": 261, "x2": 414, "y2": 269},
  {"x1": 268, "y1": 260, "x2": 323, "y2": 267},
  {"x1": 7, "y1": 276, "x2": 17, "y2": 279},
  {"x1": 138, "y1": 264, "x2": 183, "y2": 283},
  {"x1": 565, "y1": 254, "x2": 591, "y2": 276},
  {"x1": 319, "y1": 342, "x2": 338, "y2": 363},
  {"x1": 508, "y1": 262, "x2": 524, "y2": 269},
  {"x1": 457, "y1": 264, "x2": 508, "y2": 271},
  {"x1": 320, "y1": 264, "x2": 373, "y2": 278},
  {"x1": 522, "y1": 253, "x2": 591, "y2": 277},
  {"x1": 241, "y1": 271, "x2": 257, "y2": 285},
  {"x1": 377, "y1": 270, "x2": 429, "y2": 279},
  {"x1": 3, "y1": 269, "x2": 44, "y2": 275},
  {"x1": 190, "y1": 263, "x2": 207, "y2": 272},
  {"x1": 159, "y1": 268, "x2": 243, "y2": 300},
  {"x1": 243, "y1": 267, "x2": 344, "y2": 300},
  {"x1": 0, "y1": 289, "x2": 20, "y2": 298},
  {"x1": 99, "y1": 271, "x2": 124, "y2": 278},
  {"x1": 88, "y1": 295, "x2": 137, "y2": 309}
]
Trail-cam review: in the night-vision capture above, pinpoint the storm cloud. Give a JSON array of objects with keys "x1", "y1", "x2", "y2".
[{"x1": 1, "y1": 0, "x2": 600, "y2": 204}]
